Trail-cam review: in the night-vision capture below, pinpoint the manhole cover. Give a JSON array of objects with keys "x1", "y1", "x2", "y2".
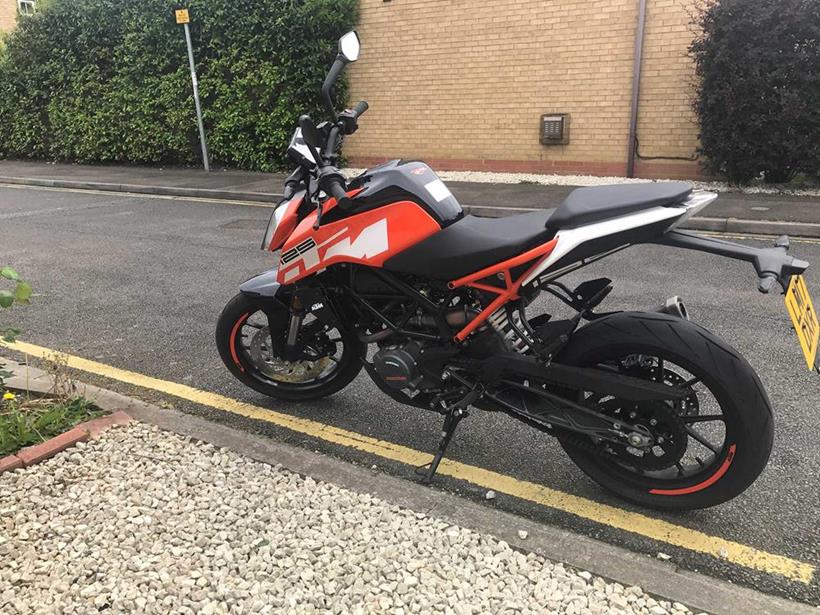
[{"x1": 221, "y1": 219, "x2": 265, "y2": 230}]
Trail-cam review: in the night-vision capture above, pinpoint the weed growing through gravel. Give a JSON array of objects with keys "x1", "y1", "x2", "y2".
[
  {"x1": 0, "y1": 351, "x2": 101, "y2": 456},
  {"x1": 0, "y1": 395, "x2": 103, "y2": 456}
]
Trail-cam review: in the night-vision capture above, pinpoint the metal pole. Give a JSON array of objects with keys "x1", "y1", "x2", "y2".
[
  {"x1": 626, "y1": 0, "x2": 647, "y2": 178},
  {"x1": 184, "y1": 22, "x2": 210, "y2": 172}
]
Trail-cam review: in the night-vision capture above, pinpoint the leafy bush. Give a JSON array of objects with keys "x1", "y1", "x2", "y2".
[
  {"x1": 0, "y1": 0, "x2": 358, "y2": 171},
  {"x1": 1, "y1": 266, "x2": 30, "y2": 341},
  {"x1": 0, "y1": 266, "x2": 32, "y2": 388},
  {"x1": 690, "y1": 0, "x2": 820, "y2": 184},
  {"x1": 0, "y1": 267, "x2": 31, "y2": 393}
]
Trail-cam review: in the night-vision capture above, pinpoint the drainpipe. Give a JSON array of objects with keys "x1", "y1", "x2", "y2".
[{"x1": 626, "y1": 0, "x2": 647, "y2": 178}]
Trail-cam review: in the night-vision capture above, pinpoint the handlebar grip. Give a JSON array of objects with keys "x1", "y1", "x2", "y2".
[
  {"x1": 328, "y1": 179, "x2": 351, "y2": 209},
  {"x1": 352, "y1": 100, "x2": 369, "y2": 118}
]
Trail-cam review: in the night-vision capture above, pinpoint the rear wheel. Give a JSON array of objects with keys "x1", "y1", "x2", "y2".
[
  {"x1": 216, "y1": 293, "x2": 364, "y2": 401},
  {"x1": 555, "y1": 312, "x2": 773, "y2": 509}
]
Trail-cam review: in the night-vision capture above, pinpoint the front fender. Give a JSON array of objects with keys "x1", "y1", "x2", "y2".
[{"x1": 239, "y1": 267, "x2": 282, "y2": 298}]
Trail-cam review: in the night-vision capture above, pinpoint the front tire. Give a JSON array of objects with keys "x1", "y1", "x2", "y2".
[
  {"x1": 216, "y1": 292, "x2": 364, "y2": 401},
  {"x1": 555, "y1": 311, "x2": 773, "y2": 510}
]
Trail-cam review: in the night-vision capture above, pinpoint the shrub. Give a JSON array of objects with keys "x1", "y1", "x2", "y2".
[
  {"x1": 690, "y1": 0, "x2": 820, "y2": 184},
  {"x1": 0, "y1": 266, "x2": 31, "y2": 388},
  {"x1": 0, "y1": 0, "x2": 358, "y2": 171}
]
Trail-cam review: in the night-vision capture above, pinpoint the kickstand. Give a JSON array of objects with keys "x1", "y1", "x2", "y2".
[{"x1": 416, "y1": 385, "x2": 481, "y2": 484}]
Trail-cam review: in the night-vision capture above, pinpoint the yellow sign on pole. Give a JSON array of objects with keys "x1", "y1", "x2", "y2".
[{"x1": 175, "y1": 8, "x2": 190, "y2": 24}]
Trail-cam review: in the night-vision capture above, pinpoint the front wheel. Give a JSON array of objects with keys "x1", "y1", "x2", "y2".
[
  {"x1": 216, "y1": 292, "x2": 364, "y2": 401},
  {"x1": 554, "y1": 312, "x2": 773, "y2": 510}
]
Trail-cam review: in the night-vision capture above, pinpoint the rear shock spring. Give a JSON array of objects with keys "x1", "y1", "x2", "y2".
[{"x1": 488, "y1": 304, "x2": 537, "y2": 354}]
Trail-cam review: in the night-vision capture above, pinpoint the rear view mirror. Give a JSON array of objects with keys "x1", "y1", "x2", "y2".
[{"x1": 338, "y1": 31, "x2": 360, "y2": 63}]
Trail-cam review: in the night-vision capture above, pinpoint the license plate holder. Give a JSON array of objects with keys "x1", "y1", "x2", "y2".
[{"x1": 785, "y1": 275, "x2": 819, "y2": 370}]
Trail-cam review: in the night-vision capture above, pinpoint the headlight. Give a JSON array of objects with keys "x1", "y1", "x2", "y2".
[{"x1": 261, "y1": 196, "x2": 301, "y2": 251}]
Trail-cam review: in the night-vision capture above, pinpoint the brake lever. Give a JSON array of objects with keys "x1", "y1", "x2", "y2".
[{"x1": 313, "y1": 202, "x2": 324, "y2": 230}]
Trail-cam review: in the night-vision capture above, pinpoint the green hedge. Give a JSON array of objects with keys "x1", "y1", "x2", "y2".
[
  {"x1": 0, "y1": 0, "x2": 358, "y2": 171},
  {"x1": 690, "y1": 0, "x2": 820, "y2": 184}
]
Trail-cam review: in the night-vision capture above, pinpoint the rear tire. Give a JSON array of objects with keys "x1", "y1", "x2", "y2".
[
  {"x1": 555, "y1": 311, "x2": 773, "y2": 510},
  {"x1": 216, "y1": 292, "x2": 364, "y2": 401}
]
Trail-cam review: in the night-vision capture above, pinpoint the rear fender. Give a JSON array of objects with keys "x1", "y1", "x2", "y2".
[{"x1": 654, "y1": 230, "x2": 809, "y2": 293}]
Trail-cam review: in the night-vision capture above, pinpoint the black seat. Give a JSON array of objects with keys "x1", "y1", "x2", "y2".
[
  {"x1": 548, "y1": 182, "x2": 693, "y2": 230},
  {"x1": 383, "y1": 210, "x2": 555, "y2": 280}
]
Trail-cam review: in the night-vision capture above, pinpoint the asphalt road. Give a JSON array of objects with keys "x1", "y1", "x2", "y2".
[{"x1": 2, "y1": 184, "x2": 819, "y2": 604}]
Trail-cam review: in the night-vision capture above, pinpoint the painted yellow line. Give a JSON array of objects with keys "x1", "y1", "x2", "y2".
[{"x1": 5, "y1": 339, "x2": 815, "y2": 584}]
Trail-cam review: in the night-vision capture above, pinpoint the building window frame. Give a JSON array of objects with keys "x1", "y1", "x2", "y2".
[{"x1": 18, "y1": 0, "x2": 36, "y2": 16}]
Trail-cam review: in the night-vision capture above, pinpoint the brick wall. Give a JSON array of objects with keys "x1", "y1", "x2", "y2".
[
  {"x1": 0, "y1": 1, "x2": 17, "y2": 33},
  {"x1": 346, "y1": 0, "x2": 702, "y2": 179}
]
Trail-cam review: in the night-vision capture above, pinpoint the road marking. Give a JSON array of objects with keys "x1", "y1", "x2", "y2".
[
  {"x1": 0, "y1": 183, "x2": 279, "y2": 209},
  {"x1": 699, "y1": 231, "x2": 820, "y2": 245},
  {"x1": 0, "y1": 206, "x2": 70, "y2": 220},
  {"x1": 4, "y1": 339, "x2": 814, "y2": 584}
]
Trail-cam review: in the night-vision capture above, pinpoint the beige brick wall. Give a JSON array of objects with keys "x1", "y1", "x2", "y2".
[
  {"x1": 0, "y1": 1, "x2": 18, "y2": 34},
  {"x1": 346, "y1": 0, "x2": 702, "y2": 179}
]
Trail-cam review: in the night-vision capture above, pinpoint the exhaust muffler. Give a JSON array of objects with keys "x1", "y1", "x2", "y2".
[{"x1": 652, "y1": 296, "x2": 689, "y2": 320}]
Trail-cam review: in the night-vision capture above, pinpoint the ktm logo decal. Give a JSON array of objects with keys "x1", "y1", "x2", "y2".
[{"x1": 280, "y1": 219, "x2": 389, "y2": 283}]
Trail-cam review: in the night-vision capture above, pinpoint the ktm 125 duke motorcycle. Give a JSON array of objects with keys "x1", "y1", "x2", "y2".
[{"x1": 217, "y1": 31, "x2": 816, "y2": 509}]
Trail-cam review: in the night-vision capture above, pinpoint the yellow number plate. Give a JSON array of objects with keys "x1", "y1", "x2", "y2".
[{"x1": 785, "y1": 275, "x2": 819, "y2": 370}]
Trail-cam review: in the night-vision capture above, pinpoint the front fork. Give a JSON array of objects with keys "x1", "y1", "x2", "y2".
[{"x1": 283, "y1": 295, "x2": 305, "y2": 360}]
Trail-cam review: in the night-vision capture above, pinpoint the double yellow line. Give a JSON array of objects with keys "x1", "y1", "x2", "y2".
[{"x1": 5, "y1": 339, "x2": 815, "y2": 584}]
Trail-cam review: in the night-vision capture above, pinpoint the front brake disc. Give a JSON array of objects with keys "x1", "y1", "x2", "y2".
[{"x1": 249, "y1": 327, "x2": 331, "y2": 383}]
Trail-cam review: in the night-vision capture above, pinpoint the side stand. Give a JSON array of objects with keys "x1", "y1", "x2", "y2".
[{"x1": 415, "y1": 385, "x2": 481, "y2": 484}]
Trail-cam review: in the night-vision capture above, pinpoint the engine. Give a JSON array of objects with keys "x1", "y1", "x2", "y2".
[{"x1": 373, "y1": 341, "x2": 425, "y2": 390}]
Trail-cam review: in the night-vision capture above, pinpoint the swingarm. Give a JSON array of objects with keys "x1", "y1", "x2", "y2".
[
  {"x1": 409, "y1": 353, "x2": 694, "y2": 482},
  {"x1": 472, "y1": 352, "x2": 691, "y2": 402}
]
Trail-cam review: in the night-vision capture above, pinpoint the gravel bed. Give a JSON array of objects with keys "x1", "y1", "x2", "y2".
[
  {"x1": 344, "y1": 168, "x2": 820, "y2": 197},
  {"x1": 0, "y1": 424, "x2": 705, "y2": 615}
]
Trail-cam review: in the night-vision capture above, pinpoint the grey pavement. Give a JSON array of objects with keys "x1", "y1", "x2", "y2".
[
  {"x1": 0, "y1": 185, "x2": 819, "y2": 606},
  {"x1": 2, "y1": 160, "x2": 820, "y2": 230}
]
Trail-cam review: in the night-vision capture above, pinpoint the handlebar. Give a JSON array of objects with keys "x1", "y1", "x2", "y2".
[
  {"x1": 351, "y1": 100, "x2": 369, "y2": 119},
  {"x1": 327, "y1": 177, "x2": 350, "y2": 208},
  {"x1": 288, "y1": 99, "x2": 369, "y2": 219},
  {"x1": 324, "y1": 125, "x2": 341, "y2": 160},
  {"x1": 317, "y1": 165, "x2": 351, "y2": 210},
  {"x1": 280, "y1": 167, "x2": 304, "y2": 202}
]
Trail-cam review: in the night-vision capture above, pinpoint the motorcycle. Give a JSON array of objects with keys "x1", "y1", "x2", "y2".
[{"x1": 217, "y1": 31, "x2": 815, "y2": 509}]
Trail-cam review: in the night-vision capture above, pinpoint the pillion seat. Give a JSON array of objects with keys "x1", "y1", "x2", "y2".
[
  {"x1": 383, "y1": 182, "x2": 694, "y2": 281},
  {"x1": 547, "y1": 181, "x2": 693, "y2": 230}
]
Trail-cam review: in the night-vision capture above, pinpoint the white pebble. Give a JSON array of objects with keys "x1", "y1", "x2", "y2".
[{"x1": 0, "y1": 424, "x2": 697, "y2": 615}]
